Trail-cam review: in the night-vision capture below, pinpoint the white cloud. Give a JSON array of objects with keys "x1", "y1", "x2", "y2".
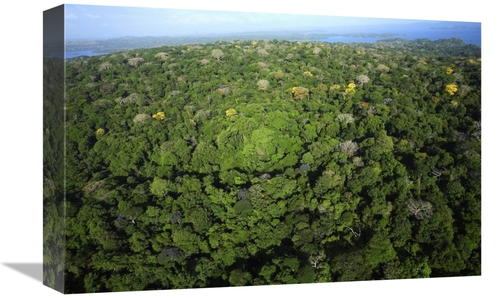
[
  {"x1": 84, "y1": 13, "x2": 100, "y2": 19},
  {"x1": 65, "y1": 13, "x2": 78, "y2": 20}
]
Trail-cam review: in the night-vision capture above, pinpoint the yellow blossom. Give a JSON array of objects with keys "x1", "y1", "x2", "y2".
[
  {"x1": 96, "y1": 128, "x2": 105, "y2": 135},
  {"x1": 226, "y1": 108, "x2": 237, "y2": 117},
  {"x1": 291, "y1": 86, "x2": 309, "y2": 100},
  {"x1": 345, "y1": 83, "x2": 356, "y2": 94},
  {"x1": 152, "y1": 111, "x2": 165, "y2": 120},
  {"x1": 303, "y1": 71, "x2": 313, "y2": 77},
  {"x1": 445, "y1": 84, "x2": 458, "y2": 95}
]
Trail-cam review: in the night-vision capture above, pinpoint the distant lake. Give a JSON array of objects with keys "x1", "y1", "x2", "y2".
[
  {"x1": 65, "y1": 50, "x2": 106, "y2": 59},
  {"x1": 45, "y1": 50, "x2": 106, "y2": 59},
  {"x1": 316, "y1": 26, "x2": 481, "y2": 46}
]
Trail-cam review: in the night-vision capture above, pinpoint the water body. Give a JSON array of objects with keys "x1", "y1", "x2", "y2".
[
  {"x1": 65, "y1": 50, "x2": 106, "y2": 59},
  {"x1": 316, "y1": 25, "x2": 481, "y2": 46}
]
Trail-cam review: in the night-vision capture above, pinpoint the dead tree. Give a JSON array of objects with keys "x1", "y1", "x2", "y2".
[{"x1": 406, "y1": 198, "x2": 434, "y2": 220}]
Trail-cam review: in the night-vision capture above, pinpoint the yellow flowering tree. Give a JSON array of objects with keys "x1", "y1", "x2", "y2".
[
  {"x1": 446, "y1": 67, "x2": 453, "y2": 75},
  {"x1": 226, "y1": 108, "x2": 237, "y2": 117},
  {"x1": 152, "y1": 112, "x2": 165, "y2": 120},
  {"x1": 445, "y1": 84, "x2": 458, "y2": 95},
  {"x1": 291, "y1": 87, "x2": 309, "y2": 100},
  {"x1": 303, "y1": 71, "x2": 313, "y2": 77},
  {"x1": 96, "y1": 128, "x2": 105, "y2": 135},
  {"x1": 345, "y1": 83, "x2": 356, "y2": 94}
]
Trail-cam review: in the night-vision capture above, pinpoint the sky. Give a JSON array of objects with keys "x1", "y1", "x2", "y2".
[{"x1": 64, "y1": 4, "x2": 475, "y2": 40}]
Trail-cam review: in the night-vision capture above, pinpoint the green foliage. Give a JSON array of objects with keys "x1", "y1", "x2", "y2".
[
  {"x1": 363, "y1": 234, "x2": 397, "y2": 267},
  {"x1": 62, "y1": 38, "x2": 481, "y2": 293}
]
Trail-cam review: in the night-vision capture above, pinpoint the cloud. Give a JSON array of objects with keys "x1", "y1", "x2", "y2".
[
  {"x1": 84, "y1": 13, "x2": 100, "y2": 19},
  {"x1": 65, "y1": 13, "x2": 78, "y2": 20}
]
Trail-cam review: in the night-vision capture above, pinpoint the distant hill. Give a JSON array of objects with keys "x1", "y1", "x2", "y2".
[{"x1": 64, "y1": 31, "x2": 399, "y2": 55}]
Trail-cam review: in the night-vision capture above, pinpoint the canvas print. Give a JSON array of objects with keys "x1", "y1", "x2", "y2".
[{"x1": 43, "y1": 4, "x2": 481, "y2": 294}]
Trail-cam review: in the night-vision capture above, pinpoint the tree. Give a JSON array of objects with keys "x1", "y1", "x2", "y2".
[
  {"x1": 257, "y1": 62, "x2": 268, "y2": 69},
  {"x1": 345, "y1": 82, "x2": 356, "y2": 94},
  {"x1": 155, "y1": 52, "x2": 169, "y2": 61},
  {"x1": 445, "y1": 84, "x2": 458, "y2": 95},
  {"x1": 233, "y1": 199, "x2": 253, "y2": 216},
  {"x1": 133, "y1": 113, "x2": 151, "y2": 123},
  {"x1": 363, "y1": 234, "x2": 397, "y2": 267},
  {"x1": 157, "y1": 247, "x2": 185, "y2": 264},
  {"x1": 335, "y1": 113, "x2": 355, "y2": 124},
  {"x1": 336, "y1": 140, "x2": 359, "y2": 157},
  {"x1": 274, "y1": 72, "x2": 284, "y2": 80},
  {"x1": 257, "y1": 79, "x2": 270, "y2": 91},
  {"x1": 407, "y1": 198, "x2": 434, "y2": 219},
  {"x1": 211, "y1": 49, "x2": 224, "y2": 61},
  {"x1": 225, "y1": 108, "x2": 237, "y2": 117},
  {"x1": 127, "y1": 57, "x2": 144, "y2": 67},
  {"x1": 152, "y1": 111, "x2": 165, "y2": 120},
  {"x1": 356, "y1": 74, "x2": 370, "y2": 85},
  {"x1": 150, "y1": 177, "x2": 173, "y2": 197},
  {"x1": 98, "y1": 61, "x2": 112, "y2": 71},
  {"x1": 229, "y1": 270, "x2": 252, "y2": 286},
  {"x1": 116, "y1": 207, "x2": 143, "y2": 226},
  {"x1": 257, "y1": 48, "x2": 269, "y2": 56},
  {"x1": 303, "y1": 71, "x2": 313, "y2": 78},
  {"x1": 218, "y1": 86, "x2": 230, "y2": 96},
  {"x1": 457, "y1": 85, "x2": 472, "y2": 97},
  {"x1": 292, "y1": 86, "x2": 309, "y2": 100},
  {"x1": 169, "y1": 210, "x2": 182, "y2": 224},
  {"x1": 377, "y1": 64, "x2": 390, "y2": 73}
]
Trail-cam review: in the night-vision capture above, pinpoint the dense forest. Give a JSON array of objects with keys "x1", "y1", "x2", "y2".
[
  {"x1": 47, "y1": 37, "x2": 481, "y2": 293},
  {"x1": 64, "y1": 32, "x2": 399, "y2": 54}
]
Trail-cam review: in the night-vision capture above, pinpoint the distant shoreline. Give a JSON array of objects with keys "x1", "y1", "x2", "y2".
[{"x1": 60, "y1": 30, "x2": 480, "y2": 59}]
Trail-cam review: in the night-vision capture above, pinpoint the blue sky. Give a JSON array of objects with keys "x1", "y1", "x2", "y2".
[{"x1": 64, "y1": 4, "x2": 445, "y2": 40}]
